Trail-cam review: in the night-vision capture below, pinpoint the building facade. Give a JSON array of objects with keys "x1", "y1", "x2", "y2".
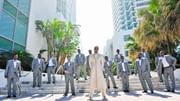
[
  {"x1": 0, "y1": 0, "x2": 76, "y2": 57},
  {"x1": 0, "y1": 0, "x2": 31, "y2": 52},
  {"x1": 104, "y1": 0, "x2": 150, "y2": 60}
]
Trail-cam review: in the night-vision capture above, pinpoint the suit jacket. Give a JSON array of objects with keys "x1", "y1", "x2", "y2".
[
  {"x1": 114, "y1": 54, "x2": 122, "y2": 63},
  {"x1": 159, "y1": 55, "x2": 177, "y2": 72},
  {"x1": 64, "y1": 61, "x2": 75, "y2": 75},
  {"x1": 141, "y1": 52, "x2": 150, "y2": 61},
  {"x1": 104, "y1": 61, "x2": 113, "y2": 73},
  {"x1": 47, "y1": 58, "x2": 57, "y2": 68},
  {"x1": 4, "y1": 59, "x2": 21, "y2": 79},
  {"x1": 75, "y1": 53, "x2": 85, "y2": 65},
  {"x1": 32, "y1": 58, "x2": 45, "y2": 71},
  {"x1": 118, "y1": 62, "x2": 130, "y2": 76},
  {"x1": 86, "y1": 55, "x2": 91, "y2": 68},
  {"x1": 135, "y1": 58, "x2": 151, "y2": 75}
]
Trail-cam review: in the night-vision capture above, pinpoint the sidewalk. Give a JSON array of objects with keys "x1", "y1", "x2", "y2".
[{"x1": 0, "y1": 90, "x2": 180, "y2": 101}]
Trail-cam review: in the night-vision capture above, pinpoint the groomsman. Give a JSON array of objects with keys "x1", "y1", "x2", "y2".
[
  {"x1": 86, "y1": 50, "x2": 92, "y2": 76},
  {"x1": 135, "y1": 53, "x2": 154, "y2": 93},
  {"x1": 155, "y1": 53, "x2": 163, "y2": 82},
  {"x1": 4, "y1": 53, "x2": 21, "y2": 98},
  {"x1": 47, "y1": 54, "x2": 57, "y2": 84},
  {"x1": 64, "y1": 56, "x2": 75, "y2": 96},
  {"x1": 159, "y1": 50, "x2": 177, "y2": 92},
  {"x1": 141, "y1": 48, "x2": 150, "y2": 61},
  {"x1": 75, "y1": 49, "x2": 86, "y2": 80},
  {"x1": 114, "y1": 49, "x2": 122, "y2": 78},
  {"x1": 118, "y1": 56, "x2": 130, "y2": 92},
  {"x1": 32, "y1": 54, "x2": 45, "y2": 87},
  {"x1": 104, "y1": 56, "x2": 117, "y2": 89}
]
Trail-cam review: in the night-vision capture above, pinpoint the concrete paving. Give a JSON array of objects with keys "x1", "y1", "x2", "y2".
[{"x1": 0, "y1": 90, "x2": 180, "y2": 101}]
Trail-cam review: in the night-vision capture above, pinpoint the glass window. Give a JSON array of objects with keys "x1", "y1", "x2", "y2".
[
  {"x1": 17, "y1": 11, "x2": 28, "y2": 24},
  {"x1": 14, "y1": 43, "x2": 25, "y2": 51},
  {"x1": 3, "y1": 0, "x2": 17, "y2": 17},
  {"x1": 124, "y1": 35, "x2": 130, "y2": 41},
  {"x1": 125, "y1": 50, "x2": 128, "y2": 57},
  {"x1": 14, "y1": 20, "x2": 27, "y2": 45},
  {"x1": 0, "y1": 11, "x2": 15, "y2": 39},
  {"x1": 8, "y1": 0, "x2": 18, "y2": 7},
  {"x1": 0, "y1": 37, "x2": 13, "y2": 50},
  {"x1": 18, "y1": 0, "x2": 30, "y2": 16}
]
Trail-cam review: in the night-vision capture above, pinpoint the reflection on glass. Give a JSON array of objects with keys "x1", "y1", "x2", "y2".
[
  {"x1": 0, "y1": 11, "x2": 15, "y2": 39},
  {"x1": 0, "y1": 37, "x2": 13, "y2": 50}
]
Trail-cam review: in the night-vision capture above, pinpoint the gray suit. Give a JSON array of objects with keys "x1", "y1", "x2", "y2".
[
  {"x1": 118, "y1": 62, "x2": 130, "y2": 91},
  {"x1": 4, "y1": 59, "x2": 21, "y2": 96},
  {"x1": 155, "y1": 56, "x2": 163, "y2": 82},
  {"x1": 135, "y1": 58, "x2": 154, "y2": 92},
  {"x1": 64, "y1": 61, "x2": 75, "y2": 95},
  {"x1": 32, "y1": 58, "x2": 45, "y2": 87},
  {"x1": 47, "y1": 58, "x2": 57, "y2": 83},
  {"x1": 141, "y1": 52, "x2": 150, "y2": 61},
  {"x1": 104, "y1": 61, "x2": 117, "y2": 88},
  {"x1": 75, "y1": 53, "x2": 86, "y2": 79},
  {"x1": 159, "y1": 55, "x2": 177, "y2": 91},
  {"x1": 114, "y1": 54, "x2": 122, "y2": 75}
]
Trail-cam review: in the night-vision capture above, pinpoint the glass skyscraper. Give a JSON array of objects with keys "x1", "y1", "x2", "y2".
[{"x1": 0, "y1": 0, "x2": 31, "y2": 51}]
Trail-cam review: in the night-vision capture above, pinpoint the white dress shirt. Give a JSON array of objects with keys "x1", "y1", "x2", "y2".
[
  {"x1": 68, "y1": 62, "x2": 71, "y2": 66},
  {"x1": 38, "y1": 59, "x2": 41, "y2": 64},
  {"x1": 122, "y1": 62, "x2": 126, "y2": 72},
  {"x1": 107, "y1": 61, "x2": 109, "y2": 66},
  {"x1": 137, "y1": 59, "x2": 141, "y2": 66},
  {"x1": 48, "y1": 58, "x2": 54, "y2": 66},
  {"x1": 118, "y1": 54, "x2": 120, "y2": 58},
  {"x1": 162, "y1": 56, "x2": 170, "y2": 67},
  {"x1": 13, "y1": 60, "x2": 17, "y2": 69}
]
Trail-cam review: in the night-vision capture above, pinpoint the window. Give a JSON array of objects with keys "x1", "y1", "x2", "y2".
[
  {"x1": 0, "y1": 37, "x2": 13, "y2": 50},
  {"x1": 3, "y1": 0, "x2": 17, "y2": 17},
  {"x1": 18, "y1": 0, "x2": 30, "y2": 16},
  {"x1": 14, "y1": 43, "x2": 25, "y2": 51},
  {"x1": 17, "y1": 11, "x2": 28, "y2": 24},
  {"x1": 0, "y1": 11, "x2": 15, "y2": 39},
  {"x1": 125, "y1": 50, "x2": 128, "y2": 57},
  {"x1": 124, "y1": 35, "x2": 130, "y2": 41},
  {"x1": 8, "y1": 0, "x2": 18, "y2": 7},
  {"x1": 14, "y1": 20, "x2": 27, "y2": 45}
]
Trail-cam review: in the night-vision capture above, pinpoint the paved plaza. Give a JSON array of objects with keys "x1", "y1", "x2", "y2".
[{"x1": 0, "y1": 90, "x2": 180, "y2": 101}]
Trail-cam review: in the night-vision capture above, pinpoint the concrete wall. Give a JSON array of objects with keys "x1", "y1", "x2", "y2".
[{"x1": 26, "y1": 0, "x2": 66, "y2": 57}]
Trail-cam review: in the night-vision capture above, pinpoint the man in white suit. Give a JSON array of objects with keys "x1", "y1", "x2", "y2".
[{"x1": 88, "y1": 46, "x2": 107, "y2": 100}]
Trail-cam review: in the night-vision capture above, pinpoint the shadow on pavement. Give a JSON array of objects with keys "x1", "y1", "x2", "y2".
[
  {"x1": 147, "y1": 92, "x2": 171, "y2": 98},
  {"x1": 124, "y1": 91, "x2": 142, "y2": 97}
]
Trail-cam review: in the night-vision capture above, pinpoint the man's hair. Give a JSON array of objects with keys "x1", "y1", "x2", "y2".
[
  {"x1": 12, "y1": 52, "x2": 18, "y2": 57},
  {"x1": 116, "y1": 49, "x2": 120, "y2": 52}
]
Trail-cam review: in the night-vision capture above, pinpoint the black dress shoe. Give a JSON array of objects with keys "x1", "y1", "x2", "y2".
[
  {"x1": 172, "y1": 90, "x2": 175, "y2": 93},
  {"x1": 114, "y1": 87, "x2": 118, "y2": 89},
  {"x1": 143, "y1": 90, "x2": 147, "y2": 93},
  {"x1": 47, "y1": 82, "x2": 50, "y2": 84},
  {"x1": 13, "y1": 95, "x2": 16, "y2": 98},
  {"x1": 63, "y1": 93, "x2": 67, "y2": 96},
  {"x1": 53, "y1": 82, "x2": 55, "y2": 84},
  {"x1": 6, "y1": 96, "x2": 11, "y2": 98},
  {"x1": 124, "y1": 90, "x2": 129, "y2": 92},
  {"x1": 85, "y1": 78, "x2": 87, "y2": 80},
  {"x1": 32, "y1": 86, "x2": 35, "y2": 88},
  {"x1": 38, "y1": 85, "x2": 41, "y2": 87},
  {"x1": 107, "y1": 86, "x2": 110, "y2": 89},
  {"x1": 165, "y1": 90, "x2": 170, "y2": 92},
  {"x1": 151, "y1": 91, "x2": 154, "y2": 94},
  {"x1": 72, "y1": 93, "x2": 75, "y2": 96}
]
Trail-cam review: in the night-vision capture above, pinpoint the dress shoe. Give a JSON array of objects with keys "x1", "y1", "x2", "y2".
[
  {"x1": 165, "y1": 90, "x2": 170, "y2": 92},
  {"x1": 143, "y1": 90, "x2": 147, "y2": 93},
  {"x1": 38, "y1": 85, "x2": 41, "y2": 87},
  {"x1": 151, "y1": 91, "x2": 154, "y2": 94},
  {"x1": 13, "y1": 95, "x2": 16, "y2": 98},
  {"x1": 6, "y1": 96, "x2": 11, "y2": 98},
  {"x1": 124, "y1": 90, "x2": 129, "y2": 92},
  {"x1": 53, "y1": 82, "x2": 55, "y2": 84},
  {"x1": 85, "y1": 78, "x2": 87, "y2": 80},
  {"x1": 47, "y1": 82, "x2": 50, "y2": 84},
  {"x1": 72, "y1": 93, "x2": 75, "y2": 96},
  {"x1": 32, "y1": 86, "x2": 35, "y2": 88},
  {"x1": 172, "y1": 90, "x2": 175, "y2": 93},
  {"x1": 114, "y1": 87, "x2": 118, "y2": 89},
  {"x1": 63, "y1": 94, "x2": 67, "y2": 96}
]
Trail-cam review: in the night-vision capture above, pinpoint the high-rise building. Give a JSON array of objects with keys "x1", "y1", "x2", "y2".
[
  {"x1": 0, "y1": 0, "x2": 31, "y2": 52},
  {"x1": 0, "y1": 0, "x2": 76, "y2": 57},
  {"x1": 104, "y1": 0, "x2": 150, "y2": 60}
]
